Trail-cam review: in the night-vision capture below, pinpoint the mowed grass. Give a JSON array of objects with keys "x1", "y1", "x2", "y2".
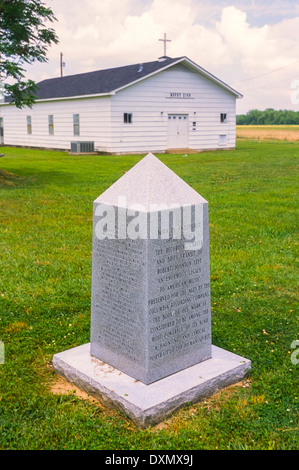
[{"x1": 0, "y1": 141, "x2": 298, "y2": 450}]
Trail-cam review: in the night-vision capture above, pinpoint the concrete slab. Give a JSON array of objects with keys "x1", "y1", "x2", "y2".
[{"x1": 52, "y1": 343, "x2": 251, "y2": 428}]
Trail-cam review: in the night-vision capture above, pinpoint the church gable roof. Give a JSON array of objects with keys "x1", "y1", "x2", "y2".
[
  {"x1": 29, "y1": 57, "x2": 182, "y2": 101},
  {"x1": 4, "y1": 56, "x2": 242, "y2": 103}
]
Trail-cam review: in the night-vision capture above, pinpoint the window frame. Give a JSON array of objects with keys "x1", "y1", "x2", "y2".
[
  {"x1": 26, "y1": 116, "x2": 32, "y2": 135},
  {"x1": 73, "y1": 114, "x2": 80, "y2": 136},
  {"x1": 48, "y1": 115, "x2": 54, "y2": 135},
  {"x1": 219, "y1": 134, "x2": 227, "y2": 145},
  {"x1": 123, "y1": 112, "x2": 133, "y2": 124},
  {"x1": 220, "y1": 113, "x2": 227, "y2": 123}
]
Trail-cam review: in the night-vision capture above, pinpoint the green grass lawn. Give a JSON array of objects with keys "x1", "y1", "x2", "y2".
[{"x1": 0, "y1": 141, "x2": 298, "y2": 450}]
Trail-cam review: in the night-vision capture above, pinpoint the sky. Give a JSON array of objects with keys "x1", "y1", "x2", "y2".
[{"x1": 24, "y1": 0, "x2": 299, "y2": 114}]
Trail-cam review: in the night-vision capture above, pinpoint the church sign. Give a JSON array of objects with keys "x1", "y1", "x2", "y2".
[{"x1": 166, "y1": 92, "x2": 193, "y2": 99}]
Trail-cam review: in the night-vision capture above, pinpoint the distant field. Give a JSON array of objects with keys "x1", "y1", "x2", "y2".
[{"x1": 237, "y1": 125, "x2": 299, "y2": 141}]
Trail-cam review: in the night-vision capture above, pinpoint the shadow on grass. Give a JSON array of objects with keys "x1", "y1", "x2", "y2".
[
  {"x1": 0, "y1": 169, "x2": 25, "y2": 187},
  {"x1": 0, "y1": 168, "x2": 76, "y2": 190}
]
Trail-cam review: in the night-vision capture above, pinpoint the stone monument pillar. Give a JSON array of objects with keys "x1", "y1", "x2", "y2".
[
  {"x1": 90, "y1": 153, "x2": 211, "y2": 384},
  {"x1": 53, "y1": 153, "x2": 251, "y2": 427}
]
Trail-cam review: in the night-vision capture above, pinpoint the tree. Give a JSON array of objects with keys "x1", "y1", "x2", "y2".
[
  {"x1": 236, "y1": 109, "x2": 299, "y2": 125},
  {"x1": 0, "y1": 0, "x2": 59, "y2": 108}
]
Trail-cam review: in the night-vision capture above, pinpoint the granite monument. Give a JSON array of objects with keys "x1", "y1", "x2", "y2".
[
  {"x1": 53, "y1": 153, "x2": 251, "y2": 427},
  {"x1": 90, "y1": 153, "x2": 211, "y2": 384}
]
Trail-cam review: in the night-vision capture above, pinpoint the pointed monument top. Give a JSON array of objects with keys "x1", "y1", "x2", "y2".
[{"x1": 95, "y1": 153, "x2": 207, "y2": 210}]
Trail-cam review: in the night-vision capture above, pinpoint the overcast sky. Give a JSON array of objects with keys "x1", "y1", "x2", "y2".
[{"x1": 26, "y1": 0, "x2": 299, "y2": 114}]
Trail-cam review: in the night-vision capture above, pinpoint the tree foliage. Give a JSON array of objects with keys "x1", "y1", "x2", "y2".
[
  {"x1": 237, "y1": 108, "x2": 299, "y2": 125},
  {"x1": 0, "y1": 0, "x2": 58, "y2": 108}
]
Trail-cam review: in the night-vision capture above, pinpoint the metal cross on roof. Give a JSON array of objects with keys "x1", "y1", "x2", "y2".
[{"x1": 159, "y1": 33, "x2": 171, "y2": 57}]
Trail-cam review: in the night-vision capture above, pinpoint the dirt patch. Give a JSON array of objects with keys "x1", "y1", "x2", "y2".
[
  {"x1": 49, "y1": 374, "x2": 135, "y2": 425},
  {"x1": 50, "y1": 375, "x2": 104, "y2": 408},
  {"x1": 237, "y1": 125, "x2": 299, "y2": 141}
]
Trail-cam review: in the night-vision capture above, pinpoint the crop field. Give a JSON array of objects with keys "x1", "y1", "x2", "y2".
[
  {"x1": 0, "y1": 140, "x2": 298, "y2": 450},
  {"x1": 237, "y1": 125, "x2": 299, "y2": 141}
]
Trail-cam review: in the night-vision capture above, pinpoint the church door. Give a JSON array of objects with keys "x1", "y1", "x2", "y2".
[{"x1": 167, "y1": 114, "x2": 189, "y2": 149}]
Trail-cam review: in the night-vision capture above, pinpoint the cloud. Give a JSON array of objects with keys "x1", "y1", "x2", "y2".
[
  {"x1": 46, "y1": 0, "x2": 231, "y2": 71},
  {"x1": 214, "y1": 5, "x2": 299, "y2": 111},
  {"x1": 26, "y1": 0, "x2": 299, "y2": 112},
  {"x1": 217, "y1": 7, "x2": 272, "y2": 64},
  {"x1": 217, "y1": 6, "x2": 298, "y2": 70}
]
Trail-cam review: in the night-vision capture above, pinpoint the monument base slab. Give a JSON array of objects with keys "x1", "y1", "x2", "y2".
[{"x1": 52, "y1": 343, "x2": 251, "y2": 428}]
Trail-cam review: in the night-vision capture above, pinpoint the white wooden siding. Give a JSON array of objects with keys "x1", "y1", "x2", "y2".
[
  {"x1": 0, "y1": 96, "x2": 111, "y2": 151},
  {"x1": 0, "y1": 63, "x2": 237, "y2": 153},
  {"x1": 109, "y1": 64, "x2": 236, "y2": 153}
]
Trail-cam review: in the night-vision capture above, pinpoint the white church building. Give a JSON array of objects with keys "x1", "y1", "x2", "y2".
[{"x1": 0, "y1": 56, "x2": 242, "y2": 154}]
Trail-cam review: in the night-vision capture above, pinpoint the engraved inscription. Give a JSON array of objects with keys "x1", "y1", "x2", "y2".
[
  {"x1": 91, "y1": 205, "x2": 211, "y2": 378},
  {"x1": 93, "y1": 237, "x2": 145, "y2": 362},
  {"x1": 148, "y1": 238, "x2": 211, "y2": 364}
]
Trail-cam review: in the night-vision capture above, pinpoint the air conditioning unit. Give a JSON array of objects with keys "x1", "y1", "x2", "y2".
[{"x1": 70, "y1": 141, "x2": 95, "y2": 153}]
